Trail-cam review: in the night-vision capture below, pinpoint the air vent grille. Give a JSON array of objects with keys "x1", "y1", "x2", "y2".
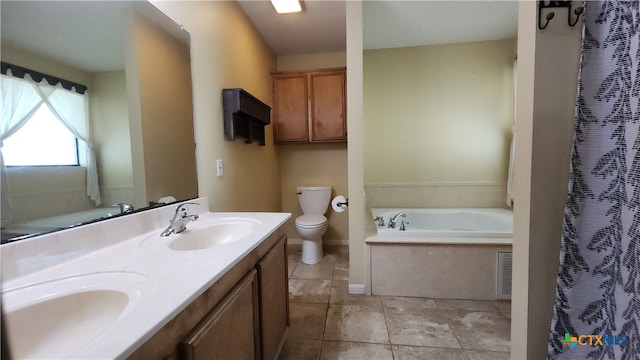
[{"x1": 497, "y1": 251, "x2": 512, "y2": 299}]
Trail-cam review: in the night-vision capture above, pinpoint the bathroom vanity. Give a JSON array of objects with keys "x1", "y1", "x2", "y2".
[
  {"x1": 131, "y1": 229, "x2": 289, "y2": 360},
  {"x1": 1, "y1": 198, "x2": 291, "y2": 359}
]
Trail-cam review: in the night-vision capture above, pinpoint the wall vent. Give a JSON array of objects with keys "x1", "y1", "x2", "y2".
[{"x1": 497, "y1": 251, "x2": 512, "y2": 300}]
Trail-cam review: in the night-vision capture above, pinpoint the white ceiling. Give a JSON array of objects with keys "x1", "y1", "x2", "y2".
[
  {"x1": 1, "y1": 1, "x2": 130, "y2": 72},
  {"x1": 1, "y1": 1, "x2": 519, "y2": 72},
  {"x1": 238, "y1": 0, "x2": 518, "y2": 56},
  {"x1": 0, "y1": 1, "x2": 188, "y2": 73}
]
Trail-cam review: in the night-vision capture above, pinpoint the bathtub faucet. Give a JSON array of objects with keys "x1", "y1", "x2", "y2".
[
  {"x1": 388, "y1": 212, "x2": 406, "y2": 229},
  {"x1": 114, "y1": 202, "x2": 134, "y2": 214},
  {"x1": 161, "y1": 202, "x2": 199, "y2": 236}
]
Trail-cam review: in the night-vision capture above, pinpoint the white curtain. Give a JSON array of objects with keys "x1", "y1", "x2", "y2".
[
  {"x1": 35, "y1": 82, "x2": 101, "y2": 206},
  {"x1": 0, "y1": 72, "x2": 101, "y2": 226},
  {"x1": 0, "y1": 73, "x2": 44, "y2": 226}
]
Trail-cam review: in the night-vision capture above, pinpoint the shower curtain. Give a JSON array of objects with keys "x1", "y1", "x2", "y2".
[{"x1": 549, "y1": 1, "x2": 639, "y2": 360}]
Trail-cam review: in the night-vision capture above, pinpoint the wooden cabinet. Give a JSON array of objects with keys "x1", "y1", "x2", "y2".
[
  {"x1": 272, "y1": 68, "x2": 346, "y2": 143},
  {"x1": 273, "y1": 74, "x2": 308, "y2": 142},
  {"x1": 257, "y1": 238, "x2": 289, "y2": 360},
  {"x1": 180, "y1": 270, "x2": 259, "y2": 360}
]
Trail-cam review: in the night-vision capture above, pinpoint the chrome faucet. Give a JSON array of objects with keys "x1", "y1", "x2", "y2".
[
  {"x1": 114, "y1": 202, "x2": 134, "y2": 214},
  {"x1": 161, "y1": 202, "x2": 199, "y2": 236},
  {"x1": 388, "y1": 212, "x2": 406, "y2": 229},
  {"x1": 399, "y1": 220, "x2": 406, "y2": 231}
]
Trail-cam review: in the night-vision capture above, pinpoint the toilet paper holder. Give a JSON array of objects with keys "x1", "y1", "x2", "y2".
[{"x1": 331, "y1": 195, "x2": 348, "y2": 213}]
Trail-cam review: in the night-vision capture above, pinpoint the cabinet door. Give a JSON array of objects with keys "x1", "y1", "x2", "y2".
[
  {"x1": 273, "y1": 75, "x2": 309, "y2": 142},
  {"x1": 180, "y1": 270, "x2": 259, "y2": 360},
  {"x1": 257, "y1": 237, "x2": 289, "y2": 360},
  {"x1": 309, "y1": 70, "x2": 346, "y2": 142}
]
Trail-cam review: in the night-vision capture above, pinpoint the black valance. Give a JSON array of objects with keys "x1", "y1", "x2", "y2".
[{"x1": 1, "y1": 61, "x2": 88, "y2": 94}]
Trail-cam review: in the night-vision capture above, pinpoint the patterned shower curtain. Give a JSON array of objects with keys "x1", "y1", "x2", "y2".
[{"x1": 549, "y1": 1, "x2": 640, "y2": 359}]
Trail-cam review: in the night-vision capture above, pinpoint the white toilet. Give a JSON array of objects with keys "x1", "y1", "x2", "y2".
[{"x1": 295, "y1": 185, "x2": 332, "y2": 265}]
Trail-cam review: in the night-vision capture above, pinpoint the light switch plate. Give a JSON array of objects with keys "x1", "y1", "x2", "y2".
[{"x1": 216, "y1": 159, "x2": 223, "y2": 177}]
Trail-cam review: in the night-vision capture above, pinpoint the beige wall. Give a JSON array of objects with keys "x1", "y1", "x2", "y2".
[
  {"x1": 276, "y1": 52, "x2": 349, "y2": 244},
  {"x1": 91, "y1": 71, "x2": 134, "y2": 207},
  {"x1": 152, "y1": 1, "x2": 282, "y2": 213},
  {"x1": 1, "y1": 45, "x2": 91, "y2": 85},
  {"x1": 365, "y1": 184, "x2": 509, "y2": 209},
  {"x1": 511, "y1": 2, "x2": 582, "y2": 359},
  {"x1": 128, "y1": 11, "x2": 198, "y2": 206},
  {"x1": 278, "y1": 52, "x2": 346, "y2": 71},
  {"x1": 364, "y1": 39, "x2": 516, "y2": 185}
]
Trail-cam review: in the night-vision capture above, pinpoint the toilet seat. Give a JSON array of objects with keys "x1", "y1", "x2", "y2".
[{"x1": 295, "y1": 214, "x2": 327, "y2": 229}]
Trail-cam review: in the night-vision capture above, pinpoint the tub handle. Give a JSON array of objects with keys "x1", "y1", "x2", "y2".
[
  {"x1": 399, "y1": 220, "x2": 406, "y2": 231},
  {"x1": 373, "y1": 216, "x2": 385, "y2": 227}
]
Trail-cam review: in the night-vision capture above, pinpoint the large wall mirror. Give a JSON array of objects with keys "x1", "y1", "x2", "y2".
[{"x1": 1, "y1": 1, "x2": 198, "y2": 243}]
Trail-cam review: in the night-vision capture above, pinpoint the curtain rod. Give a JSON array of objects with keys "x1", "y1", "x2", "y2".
[{"x1": 1, "y1": 61, "x2": 88, "y2": 95}]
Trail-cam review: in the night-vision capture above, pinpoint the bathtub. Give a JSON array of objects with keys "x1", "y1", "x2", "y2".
[
  {"x1": 366, "y1": 208, "x2": 513, "y2": 300},
  {"x1": 369, "y1": 208, "x2": 513, "y2": 244},
  {"x1": 3, "y1": 207, "x2": 122, "y2": 240}
]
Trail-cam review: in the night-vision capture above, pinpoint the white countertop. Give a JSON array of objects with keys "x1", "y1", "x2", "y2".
[{"x1": 1, "y1": 203, "x2": 291, "y2": 359}]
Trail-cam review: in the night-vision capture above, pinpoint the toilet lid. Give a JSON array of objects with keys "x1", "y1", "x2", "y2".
[{"x1": 295, "y1": 214, "x2": 327, "y2": 228}]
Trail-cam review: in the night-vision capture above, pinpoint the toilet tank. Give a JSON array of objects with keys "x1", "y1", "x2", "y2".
[{"x1": 297, "y1": 186, "x2": 332, "y2": 215}]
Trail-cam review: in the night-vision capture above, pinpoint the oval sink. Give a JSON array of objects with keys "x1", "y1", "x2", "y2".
[
  {"x1": 2, "y1": 272, "x2": 154, "y2": 359},
  {"x1": 168, "y1": 219, "x2": 260, "y2": 251}
]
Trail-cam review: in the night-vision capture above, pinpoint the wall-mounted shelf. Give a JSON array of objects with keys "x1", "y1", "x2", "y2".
[{"x1": 222, "y1": 88, "x2": 271, "y2": 146}]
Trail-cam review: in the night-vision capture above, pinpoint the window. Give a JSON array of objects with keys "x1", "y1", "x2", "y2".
[{"x1": 2, "y1": 103, "x2": 79, "y2": 166}]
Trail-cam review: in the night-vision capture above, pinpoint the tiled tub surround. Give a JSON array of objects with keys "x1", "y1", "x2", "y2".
[
  {"x1": 1, "y1": 198, "x2": 291, "y2": 359},
  {"x1": 3, "y1": 206, "x2": 124, "y2": 240},
  {"x1": 364, "y1": 183, "x2": 509, "y2": 209},
  {"x1": 369, "y1": 244, "x2": 512, "y2": 300},
  {"x1": 281, "y1": 245, "x2": 511, "y2": 360}
]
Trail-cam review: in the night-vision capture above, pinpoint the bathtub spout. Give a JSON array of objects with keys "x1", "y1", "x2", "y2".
[{"x1": 388, "y1": 212, "x2": 406, "y2": 229}]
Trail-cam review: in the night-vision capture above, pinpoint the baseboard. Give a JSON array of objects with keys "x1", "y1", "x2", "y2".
[
  {"x1": 348, "y1": 283, "x2": 365, "y2": 295},
  {"x1": 287, "y1": 238, "x2": 349, "y2": 246}
]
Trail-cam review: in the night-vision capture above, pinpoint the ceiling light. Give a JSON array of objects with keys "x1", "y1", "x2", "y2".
[{"x1": 271, "y1": 0, "x2": 301, "y2": 14}]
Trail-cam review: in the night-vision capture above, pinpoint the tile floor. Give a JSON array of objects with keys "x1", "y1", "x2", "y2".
[{"x1": 279, "y1": 245, "x2": 511, "y2": 360}]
